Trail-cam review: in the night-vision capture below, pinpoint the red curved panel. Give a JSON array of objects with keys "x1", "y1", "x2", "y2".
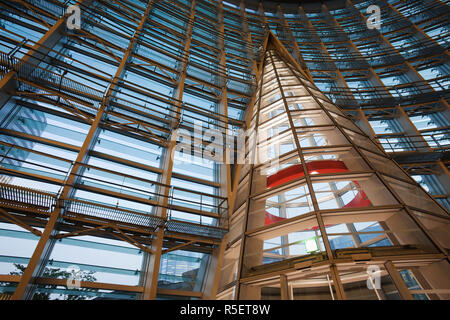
[
  {"x1": 264, "y1": 160, "x2": 372, "y2": 226},
  {"x1": 264, "y1": 211, "x2": 287, "y2": 225},
  {"x1": 343, "y1": 189, "x2": 371, "y2": 208},
  {"x1": 266, "y1": 160, "x2": 349, "y2": 189}
]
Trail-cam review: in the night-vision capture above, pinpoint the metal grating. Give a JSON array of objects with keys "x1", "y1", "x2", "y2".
[
  {"x1": 0, "y1": 183, "x2": 56, "y2": 212},
  {"x1": 166, "y1": 219, "x2": 227, "y2": 239},
  {"x1": 63, "y1": 199, "x2": 165, "y2": 230},
  {"x1": 0, "y1": 183, "x2": 228, "y2": 239}
]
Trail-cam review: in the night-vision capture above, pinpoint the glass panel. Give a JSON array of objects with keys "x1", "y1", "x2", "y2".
[
  {"x1": 0, "y1": 223, "x2": 41, "y2": 274},
  {"x1": 323, "y1": 209, "x2": 437, "y2": 252},
  {"x1": 291, "y1": 273, "x2": 336, "y2": 300},
  {"x1": 412, "y1": 211, "x2": 450, "y2": 252},
  {"x1": 158, "y1": 250, "x2": 209, "y2": 291},
  {"x1": 383, "y1": 175, "x2": 447, "y2": 215},
  {"x1": 248, "y1": 183, "x2": 314, "y2": 230},
  {"x1": 312, "y1": 174, "x2": 398, "y2": 210},
  {"x1": 338, "y1": 264, "x2": 402, "y2": 300},
  {"x1": 243, "y1": 217, "x2": 326, "y2": 270},
  {"x1": 297, "y1": 127, "x2": 349, "y2": 147},
  {"x1": 44, "y1": 235, "x2": 144, "y2": 286}
]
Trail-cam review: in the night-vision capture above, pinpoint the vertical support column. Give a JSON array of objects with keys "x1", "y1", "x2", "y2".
[
  {"x1": 394, "y1": 106, "x2": 431, "y2": 152},
  {"x1": 236, "y1": 69, "x2": 264, "y2": 301},
  {"x1": 215, "y1": 1, "x2": 262, "y2": 300},
  {"x1": 227, "y1": 0, "x2": 259, "y2": 208},
  {"x1": 60, "y1": 0, "x2": 155, "y2": 202},
  {"x1": 384, "y1": 261, "x2": 413, "y2": 300},
  {"x1": 2, "y1": 1, "x2": 77, "y2": 301},
  {"x1": 141, "y1": 0, "x2": 197, "y2": 300},
  {"x1": 140, "y1": 228, "x2": 164, "y2": 300},
  {"x1": 202, "y1": 0, "x2": 229, "y2": 299},
  {"x1": 202, "y1": 236, "x2": 227, "y2": 299},
  {"x1": 10, "y1": 207, "x2": 61, "y2": 300},
  {"x1": 329, "y1": 264, "x2": 346, "y2": 300},
  {"x1": 258, "y1": 3, "x2": 269, "y2": 33}
]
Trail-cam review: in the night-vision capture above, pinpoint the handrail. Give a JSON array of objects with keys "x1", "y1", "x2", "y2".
[
  {"x1": 375, "y1": 131, "x2": 450, "y2": 153},
  {"x1": 0, "y1": 183, "x2": 228, "y2": 238}
]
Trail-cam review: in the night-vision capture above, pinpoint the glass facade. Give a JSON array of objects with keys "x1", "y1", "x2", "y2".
[
  {"x1": 0, "y1": 0, "x2": 448, "y2": 300},
  {"x1": 217, "y1": 39, "x2": 449, "y2": 300}
]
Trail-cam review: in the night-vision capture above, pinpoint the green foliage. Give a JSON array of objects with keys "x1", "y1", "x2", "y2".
[{"x1": 7, "y1": 263, "x2": 98, "y2": 300}]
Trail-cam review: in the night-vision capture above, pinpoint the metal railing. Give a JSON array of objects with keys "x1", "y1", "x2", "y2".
[
  {"x1": 324, "y1": 77, "x2": 450, "y2": 108},
  {"x1": 376, "y1": 131, "x2": 450, "y2": 153},
  {"x1": 0, "y1": 182, "x2": 228, "y2": 239},
  {"x1": 0, "y1": 183, "x2": 56, "y2": 212},
  {"x1": 63, "y1": 198, "x2": 165, "y2": 229}
]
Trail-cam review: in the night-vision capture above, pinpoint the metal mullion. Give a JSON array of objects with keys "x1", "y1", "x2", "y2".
[
  {"x1": 13, "y1": 98, "x2": 92, "y2": 128},
  {"x1": 384, "y1": 260, "x2": 414, "y2": 300},
  {"x1": 14, "y1": 0, "x2": 59, "y2": 24},
  {"x1": 217, "y1": 0, "x2": 231, "y2": 218},
  {"x1": 106, "y1": 105, "x2": 171, "y2": 133},
  {"x1": 108, "y1": 0, "x2": 143, "y2": 22},
  {"x1": 0, "y1": 12, "x2": 47, "y2": 35},
  {"x1": 63, "y1": 36, "x2": 123, "y2": 66},
  {"x1": 104, "y1": 112, "x2": 169, "y2": 143},
  {"x1": 0, "y1": 142, "x2": 72, "y2": 167},
  {"x1": 87, "y1": 149, "x2": 160, "y2": 171}
]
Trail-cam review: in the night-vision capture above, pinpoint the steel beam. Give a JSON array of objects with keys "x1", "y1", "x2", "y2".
[{"x1": 384, "y1": 260, "x2": 414, "y2": 300}]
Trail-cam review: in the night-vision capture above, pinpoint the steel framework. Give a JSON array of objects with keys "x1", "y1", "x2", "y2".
[{"x1": 0, "y1": 0, "x2": 448, "y2": 300}]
